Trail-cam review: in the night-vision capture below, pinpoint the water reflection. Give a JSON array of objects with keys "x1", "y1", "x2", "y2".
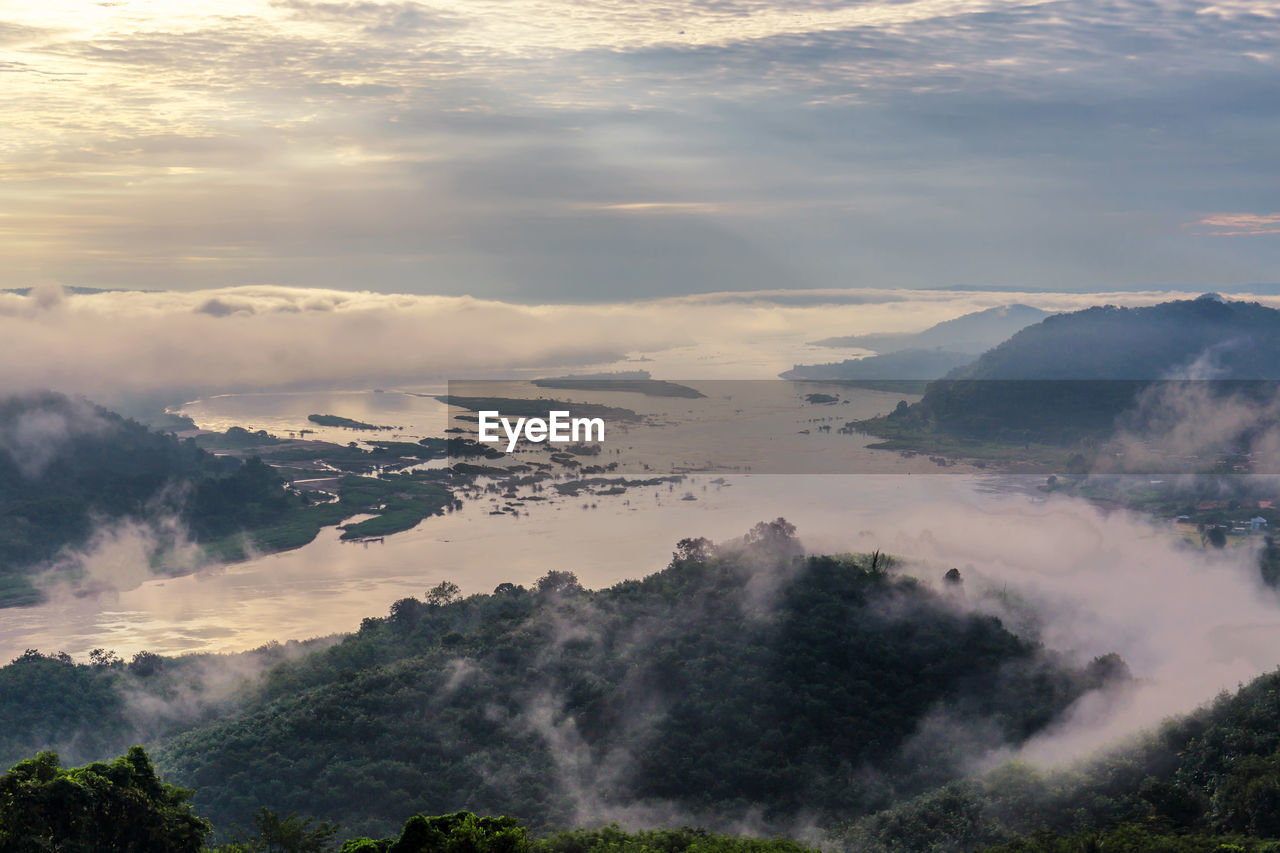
[{"x1": 0, "y1": 474, "x2": 986, "y2": 662}]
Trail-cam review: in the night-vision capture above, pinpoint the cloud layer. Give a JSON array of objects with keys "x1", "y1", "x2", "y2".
[
  {"x1": 3, "y1": 0, "x2": 1280, "y2": 297},
  {"x1": 0, "y1": 284, "x2": 1239, "y2": 397}
]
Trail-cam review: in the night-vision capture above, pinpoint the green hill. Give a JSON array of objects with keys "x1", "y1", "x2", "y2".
[
  {"x1": 947, "y1": 295, "x2": 1280, "y2": 382},
  {"x1": 0, "y1": 746, "x2": 820, "y2": 853},
  {"x1": 14, "y1": 523, "x2": 1280, "y2": 851},
  {"x1": 0, "y1": 392, "x2": 308, "y2": 605},
  {"x1": 857, "y1": 296, "x2": 1280, "y2": 447},
  {"x1": 0, "y1": 523, "x2": 1122, "y2": 841},
  {"x1": 839, "y1": 663, "x2": 1280, "y2": 852}
]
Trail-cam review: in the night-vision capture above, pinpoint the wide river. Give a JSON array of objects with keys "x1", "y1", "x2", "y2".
[
  {"x1": 7, "y1": 380, "x2": 1280, "y2": 756},
  {"x1": 0, "y1": 382, "x2": 1002, "y2": 661}
]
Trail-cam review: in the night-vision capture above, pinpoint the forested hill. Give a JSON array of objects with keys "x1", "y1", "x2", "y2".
[
  {"x1": 813, "y1": 305, "x2": 1051, "y2": 354},
  {"x1": 858, "y1": 296, "x2": 1280, "y2": 445},
  {"x1": 946, "y1": 295, "x2": 1280, "y2": 381},
  {"x1": 0, "y1": 522, "x2": 1126, "y2": 841},
  {"x1": 0, "y1": 391, "x2": 299, "y2": 604},
  {"x1": 19, "y1": 524, "x2": 1280, "y2": 850},
  {"x1": 785, "y1": 305, "x2": 1052, "y2": 382},
  {"x1": 841, "y1": 663, "x2": 1280, "y2": 852}
]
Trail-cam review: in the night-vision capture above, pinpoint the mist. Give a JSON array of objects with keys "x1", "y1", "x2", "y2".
[
  {"x1": 823, "y1": 489, "x2": 1280, "y2": 765},
  {"x1": 34, "y1": 513, "x2": 208, "y2": 601},
  {"x1": 0, "y1": 284, "x2": 1244, "y2": 400},
  {"x1": 0, "y1": 393, "x2": 109, "y2": 478}
]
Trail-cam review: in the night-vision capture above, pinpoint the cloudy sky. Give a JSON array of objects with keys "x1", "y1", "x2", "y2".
[{"x1": 3, "y1": 0, "x2": 1279, "y2": 300}]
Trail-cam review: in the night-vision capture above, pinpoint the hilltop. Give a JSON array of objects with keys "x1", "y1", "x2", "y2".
[
  {"x1": 0, "y1": 393, "x2": 465, "y2": 607},
  {"x1": 0, "y1": 523, "x2": 1122, "y2": 841},
  {"x1": 854, "y1": 296, "x2": 1280, "y2": 449},
  {"x1": 946, "y1": 294, "x2": 1280, "y2": 381},
  {"x1": 812, "y1": 304, "x2": 1051, "y2": 354},
  {"x1": 785, "y1": 305, "x2": 1052, "y2": 383},
  {"x1": 0, "y1": 392, "x2": 286, "y2": 605}
]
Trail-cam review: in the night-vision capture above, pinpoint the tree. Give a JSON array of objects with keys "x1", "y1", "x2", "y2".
[
  {"x1": 672, "y1": 537, "x2": 713, "y2": 564},
  {"x1": 534, "y1": 571, "x2": 580, "y2": 596},
  {"x1": 744, "y1": 518, "x2": 802, "y2": 558},
  {"x1": 220, "y1": 807, "x2": 340, "y2": 853},
  {"x1": 425, "y1": 581, "x2": 461, "y2": 607},
  {"x1": 0, "y1": 747, "x2": 209, "y2": 852},
  {"x1": 388, "y1": 598, "x2": 425, "y2": 626},
  {"x1": 130, "y1": 650, "x2": 164, "y2": 677},
  {"x1": 340, "y1": 812, "x2": 526, "y2": 853},
  {"x1": 1207, "y1": 526, "x2": 1228, "y2": 549},
  {"x1": 89, "y1": 648, "x2": 122, "y2": 667}
]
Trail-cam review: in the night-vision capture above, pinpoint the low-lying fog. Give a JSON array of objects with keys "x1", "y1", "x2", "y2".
[
  {"x1": 0, "y1": 284, "x2": 1251, "y2": 398},
  {"x1": 5, "y1": 467, "x2": 1278, "y2": 769},
  {"x1": 7, "y1": 282, "x2": 1280, "y2": 773}
]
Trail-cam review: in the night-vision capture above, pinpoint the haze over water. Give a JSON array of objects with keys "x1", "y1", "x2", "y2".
[{"x1": 0, "y1": 471, "x2": 986, "y2": 663}]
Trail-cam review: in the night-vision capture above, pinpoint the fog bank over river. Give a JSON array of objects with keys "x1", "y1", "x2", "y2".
[
  {"x1": 1, "y1": 473, "x2": 983, "y2": 662},
  {"x1": 7, "y1": 379, "x2": 1280, "y2": 769}
]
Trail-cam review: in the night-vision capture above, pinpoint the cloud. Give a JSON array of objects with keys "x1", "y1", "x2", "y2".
[
  {"x1": 4, "y1": 0, "x2": 1280, "y2": 295},
  {"x1": 0, "y1": 284, "x2": 1236, "y2": 397},
  {"x1": 1193, "y1": 212, "x2": 1280, "y2": 236},
  {"x1": 33, "y1": 512, "x2": 208, "y2": 610},
  {"x1": 817, "y1": 490, "x2": 1280, "y2": 766},
  {"x1": 0, "y1": 391, "x2": 108, "y2": 478},
  {"x1": 270, "y1": 0, "x2": 464, "y2": 36}
]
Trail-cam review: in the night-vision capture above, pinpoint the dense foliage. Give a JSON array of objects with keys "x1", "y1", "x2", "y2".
[
  {"x1": 836, "y1": 663, "x2": 1280, "y2": 851},
  {"x1": 138, "y1": 523, "x2": 1118, "y2": 839},
  {"x1": 15, "y1": 523, "x2": 1280, "y2": 850},
  {"x1": 858, "y1": 296, "x2": 1280, "y2": 445},
  {"x1": 0, "y1": 747, "x2": 822, "y2": 853},
  {"x1": 0, "y1": 650, "x2": 129, "y2": 768},
  {"x1": 339, "y1": 815, "x2": 818, "y2": 853},
  {"x1": 0, "y1": 392, "x2": 304, "y2": 604},
  {"x1": 0, "y1": 641, "x2": 321, "y2": 772},
  {"x1": 0, "y1": 747, "x2": 208, "y2": 852},
  {"x1": 984, "y1": 823, "x2": 1280, "y2": 852},
  {"x1": 0, "y1": 523, "x2": 1121, "y2": 840}
]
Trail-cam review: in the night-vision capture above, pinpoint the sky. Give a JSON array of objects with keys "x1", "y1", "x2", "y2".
[{"x1": 3, "y1": 0, "x2": 1279, "y2": 301}]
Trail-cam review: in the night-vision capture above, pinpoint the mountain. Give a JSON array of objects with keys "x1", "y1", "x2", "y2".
[
  {"x1": 812, "y1": 305, "x2": 1052, "y2": 354},
  {"x1": 787, "y1": 305, "x2": 1052, "y2": 382},
  {"x1": 0, "y1": 524, "x2": 1123, "y2": 840},
  {"x1": 0, "y1": 392, "x2": 305, "y2": 605},
  {"x1": 946, "y1": 294, "x2": 1280, "y2": 381},
  {"x1": 864, "y1": 296, "x2": 1280, "y2": 444},
  {"x1": 781, "y1": 348, "x2": 977, "y2": 381},
  {"x1": 843, "y1": 664, "x2": 1280, "y2": 852},
  {"x1": 531, "y1": 371, "x2": 705, "y2": 398}
]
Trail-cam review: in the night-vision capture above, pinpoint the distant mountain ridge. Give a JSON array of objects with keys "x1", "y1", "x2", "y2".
[
  {"x1": 787, "y1": 304, "x2": 1052, "y2": 382},
  {"x1": 946, "y1": 294, "x2": 1280, "y2": 380},
  {"x1": 812, "y1": 304, "x2": 1052, "y2": 353},
  {"x1": 862, "y1": 295, "x2": 1280, "y2": 445},
  {"x1": 781, "y1": 348, "x2": 978, "y2": 381}
]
